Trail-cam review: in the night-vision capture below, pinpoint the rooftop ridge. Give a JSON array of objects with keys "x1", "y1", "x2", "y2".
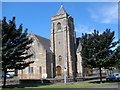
[
  {"x1": 31, "y1": 33, "x2": 51, "y2": 52},
  {"x1": 34, "y1": 34, "x2": 50, "y2": 41}
]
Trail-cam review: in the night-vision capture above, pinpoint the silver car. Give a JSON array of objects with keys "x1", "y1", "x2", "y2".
[
  {"x1": 106, "y1": 73, "x2": 120, "y2": 81},
  {"x1": 0, "y1": 73, "x2": 13, "y2": 78}
]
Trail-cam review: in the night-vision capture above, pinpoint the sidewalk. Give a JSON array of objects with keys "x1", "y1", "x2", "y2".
[{"x1": 54, "y1": 78, "x2": 106, "y2": 84}]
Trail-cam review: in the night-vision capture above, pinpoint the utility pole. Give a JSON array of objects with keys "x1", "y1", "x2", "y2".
[{"x1": 64, "y1": 53, "x2": 67, "y2": 84}]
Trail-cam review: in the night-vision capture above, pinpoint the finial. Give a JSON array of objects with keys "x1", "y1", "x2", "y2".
[
  {"x1": 61, "y1": 1, "x2": 63, "y2": 8},
  {"x1": 30, "y1": 31, "x2": 32, "y2": 34}
]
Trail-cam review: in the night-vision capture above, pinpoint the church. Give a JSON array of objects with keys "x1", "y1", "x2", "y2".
[{"x1": 18, "y1": 5, "x2": 83, "y2": 79}]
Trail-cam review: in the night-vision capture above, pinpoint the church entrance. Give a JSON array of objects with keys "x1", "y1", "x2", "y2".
[{"x1": 56, "y1": 66, "x2": 61, "y2": 75}]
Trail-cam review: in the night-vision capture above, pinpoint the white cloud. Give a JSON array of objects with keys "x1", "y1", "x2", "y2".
[
  {"x1": 101, "y1": 19, "x2": 111, "y2": 24},
  {"x1": 75, "y1": 23, "x2": 106, "y2": 37},
  {"x1": 88, "y1": 3, "x2": 118, "y2": 24},
  {"x1": 75, "y1": 23, "x2": 94, "y2": 37},
  {"x1": 88, "y1": 9, "x2": 99, "y2": 20}
]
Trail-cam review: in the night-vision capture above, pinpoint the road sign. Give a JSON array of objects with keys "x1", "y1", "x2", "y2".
[{"x1": 64, "y1": 65, "x2": 67, "y2": 71}]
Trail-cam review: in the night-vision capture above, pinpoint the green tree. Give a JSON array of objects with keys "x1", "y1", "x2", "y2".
[
  {"x1": 111, "y1": 45, "x2": 120, "y2": 69},
  {"x1": 115, "y1": 45, "x2": 120, "y2": 68},
  {"x1": 1, "y1": 17, "x2": 34, "y2": 87},
  {"x1": 80, "y1": 29, "x2": 118, "y2": 83}
]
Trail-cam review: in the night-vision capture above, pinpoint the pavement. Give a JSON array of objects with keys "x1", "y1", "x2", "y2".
[{"x1": 55, "y1": 78, "x2": 107, "y2": 84}]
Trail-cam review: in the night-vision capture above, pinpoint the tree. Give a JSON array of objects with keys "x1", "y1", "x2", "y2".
[
  {"x1": 115, "y1": 45, "x2": 120, "y2": 69},
  {"x1": 1, "y1": 17, "x2": 34, "y2": 87},
  {"x1": 111, "y1": 45, "x2": 120, "y2": 69},
  {"x1": 80, "y1": 29, "x2": 118, "y2": 83}
]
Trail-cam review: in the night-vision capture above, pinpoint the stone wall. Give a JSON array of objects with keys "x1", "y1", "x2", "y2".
[
  {"x1": 18, "y1": 33, "x2": 50, "y2": 79},
  {"x1": 51, "y1": 12, "x2": 77, "y2": 78}
]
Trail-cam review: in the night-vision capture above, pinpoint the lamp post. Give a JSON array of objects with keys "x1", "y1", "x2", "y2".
[
  {"x1": 64, "y1": 54, "x2": 67, "y2": 84},
  {"x1": 64, "y1": 64, "x2": 67, "y2": 84}
]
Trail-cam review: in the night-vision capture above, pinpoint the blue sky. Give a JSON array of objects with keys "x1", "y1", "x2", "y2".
[{"x1": 2, "y1": 2, "x2": 118, "y2": 41}]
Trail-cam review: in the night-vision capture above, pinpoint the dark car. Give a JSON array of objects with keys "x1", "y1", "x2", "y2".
[
  {"x1": 106, "y1": 73, "x2": 120, "y2": 81},
  {"x1": 0, "y1": 73, "x2": 14, "y2": 78}
]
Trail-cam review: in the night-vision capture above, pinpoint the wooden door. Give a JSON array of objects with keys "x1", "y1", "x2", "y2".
[{"x1": 56, "y1": 66, "x2": 61, "y2": 75}]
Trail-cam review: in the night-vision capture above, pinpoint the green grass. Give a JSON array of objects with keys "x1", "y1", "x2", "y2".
[
  {"x1": 26, "y1": 82, "x2": 118, "y2": 88},
  {"x1": 5, "y1": 82, "x2": 119, "y2": 89}
]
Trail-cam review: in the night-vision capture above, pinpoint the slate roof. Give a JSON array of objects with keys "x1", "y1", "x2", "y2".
[
  {"x1": 34, "y1": 34, "x2": 52, "y2": 53},
  {"x1": 56, "y1": 5, "x2": 68, "y2": 15}
]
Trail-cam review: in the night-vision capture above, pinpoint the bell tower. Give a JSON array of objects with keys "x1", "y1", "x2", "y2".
[{"x1": 50, "y1": 5, "x2": 77, "y2": 78}]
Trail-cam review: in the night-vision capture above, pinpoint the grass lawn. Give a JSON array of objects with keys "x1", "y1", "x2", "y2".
[{"x1": 4, "y1": 82, "x2": 119, "y2": 89}]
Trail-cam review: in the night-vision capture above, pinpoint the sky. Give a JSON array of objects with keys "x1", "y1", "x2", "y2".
[{"x1": 2, "y1": 2, "x2": 118, "y2": 41}]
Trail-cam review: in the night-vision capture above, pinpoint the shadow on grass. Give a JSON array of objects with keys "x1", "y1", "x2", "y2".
[{"x1": 3, "y1": 83, "x2": 53, "y2": 89}]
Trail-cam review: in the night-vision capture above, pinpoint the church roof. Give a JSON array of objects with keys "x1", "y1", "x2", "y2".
[
  {"x1": 34, "y1": 34, "x2": 52, "y2": 53},
  {"x1": 56, "y1": 5, "x2": 68, "y2": 15}
]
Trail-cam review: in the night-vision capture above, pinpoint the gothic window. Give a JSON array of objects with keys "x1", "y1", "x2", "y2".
[
  {"x1": 59, "y1": 55, "x2": 62, "y2": 65},
  {"x1": 57, "y1": 22, "x2": 61, "y2": 30},
  {"x1": 39, "y1": 66, "x2": 42, "y2": 73},
  {"x1": 28, "y1": 67, "x2": 34, "y2": 73}
]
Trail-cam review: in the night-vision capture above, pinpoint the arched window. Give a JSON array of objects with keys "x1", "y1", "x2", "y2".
[
  {"x1": 57, "y1": 22, "x2": 61, "y2": 30},
  {"x1": 39, "y1": 66, "x2": 42, "y2": 73},
  {"x1": 59, "y1": 55, "x2": 62, "y2": 65},
  {"x1": 28, "y1": 67, "x2": 34, "y2": 73}
]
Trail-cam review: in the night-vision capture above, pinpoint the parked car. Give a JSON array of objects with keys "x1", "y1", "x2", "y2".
[
  {"x1": 0, "y1": 73, "x2": 14, "y2": 78},
  {"x1": 106, "y1": 73, "x2": 120, "y2": 81}
]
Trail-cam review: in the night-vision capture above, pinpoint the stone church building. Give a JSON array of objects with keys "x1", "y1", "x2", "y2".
[{"x1": 18, "y1": 5, "x2": 83, "y2": 79}]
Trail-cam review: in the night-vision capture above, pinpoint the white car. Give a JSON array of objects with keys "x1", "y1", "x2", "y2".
[
  {"x1": 0, "y1": 73, "x2": 13, "y2": 78},
  {"x1": 106, "y1": 73, "x2": 120, "y2": 81}
]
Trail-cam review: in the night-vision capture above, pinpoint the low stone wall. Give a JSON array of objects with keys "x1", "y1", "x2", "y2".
[
  {"x1": 82, "y1": 76, "x2": 106, "y2": 81},
  {"x1": 0, "y1": 76, "x2": 106, "y2": 86},
  {"x1": 0, "y1": 80, "x2": 19, "y2": 85},
  {"x1": 20, "y1": 76, "x2": 105, "y2": 84},
  {"x1": 19, "y1": 78, "x2": 81, "y2": 84},
  {"x1": 19, "y1": 79, "x2": 51, "y2": 84}
]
